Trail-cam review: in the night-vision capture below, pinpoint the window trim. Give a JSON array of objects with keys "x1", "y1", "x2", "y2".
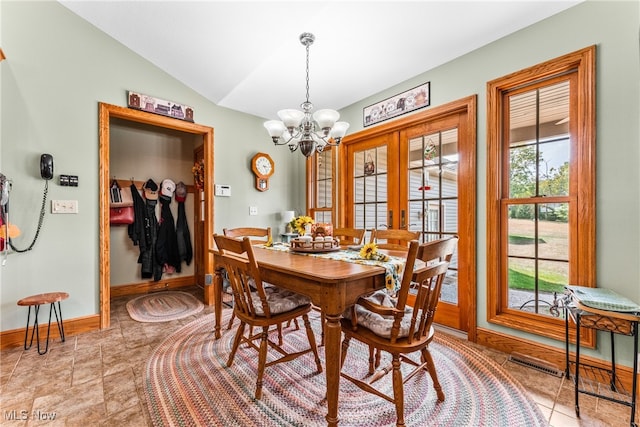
[{"x1": 486, "y1": 46, "x2": 596, "y2": 346}]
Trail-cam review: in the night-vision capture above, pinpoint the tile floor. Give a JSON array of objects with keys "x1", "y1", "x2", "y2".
[{"x1": 0, "y1": 286, "x2": 636, "y2": 426}]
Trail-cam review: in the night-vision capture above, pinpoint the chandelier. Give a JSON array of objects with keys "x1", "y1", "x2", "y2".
[{"x1": 264, "y1": 33, "x2": 349, "y2": 157}]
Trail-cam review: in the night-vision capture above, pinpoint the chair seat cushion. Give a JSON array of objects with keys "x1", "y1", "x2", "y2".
[
  {"x1": 343, "y1": 290, "x2": 414, "y2": 338},
  {"x1": 251, "y1": 286, "x2": 311, "y2": 315}
]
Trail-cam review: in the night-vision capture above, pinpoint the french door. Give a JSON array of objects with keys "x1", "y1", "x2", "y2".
[{"x1": 341, "y1": 97, "x2": 476, "y2": 333}]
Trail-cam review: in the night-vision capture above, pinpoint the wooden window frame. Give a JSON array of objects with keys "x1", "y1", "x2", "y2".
[
  {"x1": 486, "y1": 46, "x2": 596, "y2": 346},
  {"x1": 307, "y1": 146, "x2": 338, "y2": 224}
]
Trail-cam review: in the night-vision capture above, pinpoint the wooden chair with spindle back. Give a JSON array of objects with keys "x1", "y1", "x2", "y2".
[
  {"x1": 370, "y1": 228, "x2": 420, "y2": 251},
  {"x1": 214, "y1": 234, "x2": 323, "y2": 399},
  {"x1": 340, "y1": 236, "x2": 458, "y2": 426}
]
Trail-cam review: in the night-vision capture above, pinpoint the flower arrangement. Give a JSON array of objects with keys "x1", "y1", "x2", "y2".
[
  {"x1": 192, "y1": 160, "x2": 204, "y2": 190},
  {"x1": 289, "y1": 215, "x2": 314, "y2": 235},
  {"x1": 359, "y1": 242, "x2": 389, "y2": 262}
]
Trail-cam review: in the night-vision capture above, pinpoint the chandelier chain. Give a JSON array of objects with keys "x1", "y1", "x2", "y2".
[{"x1": 305, "y1": 42, "x2": 310, "y2": 105}]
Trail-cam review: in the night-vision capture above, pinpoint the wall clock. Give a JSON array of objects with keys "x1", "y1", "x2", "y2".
[{"x1": 251, "y1": 152, "x2": 275, "y2": 191}]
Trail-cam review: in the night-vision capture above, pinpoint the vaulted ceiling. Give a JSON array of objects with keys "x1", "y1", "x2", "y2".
[{"x1": 59, "y1": 1, "x2": 582, "y2": 121}]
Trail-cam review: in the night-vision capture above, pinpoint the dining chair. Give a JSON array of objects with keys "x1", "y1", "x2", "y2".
[
  {"x1": 333, "y1": 227, "x2": 366, "y2": 247},
  {"x1": 370, "y1": 228, "x2": 420, "y2": 251},
  {"x1": 223, "y1": 226, "x2": 272, "y2": 245},
  {"x1": 213, "y1": 234, "x2": 323, "y2": 399},
  {"x1": 339, "y1": 236, "x2": 458, "y2": 426},
  {"x1": 221, "y1": 227, "x2": 293, "y2": 341},
  {"x1": 368, "y1": 228, "x2": 420, "y2": 365}
]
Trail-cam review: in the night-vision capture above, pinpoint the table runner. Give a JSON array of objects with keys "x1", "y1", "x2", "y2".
[{"x1": 260, "y1": 243, "x2": 406, "y2": 292}]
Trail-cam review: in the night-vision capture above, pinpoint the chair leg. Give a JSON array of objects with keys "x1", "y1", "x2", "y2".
[
  {"x1": 277, "y1": 323, "x2": 283, "y2": 346},
  {"x1": 320, "y1": 312, "x2": 325, "y2": 346},
  {"x1": 255, "y1": 327, "x2": 269, "y2": 400},
  {"x1": 227, "y1": 312, "x2": 235, "y2": 330},
  {"x1": 421, "y1": 347, "x2": 444, "y2": 402},
  {"x1": 340, "y1": 336, "x2": 352, "y2": 368},
  {"x1": 391, "y1": 355, "x2": 405, "y2": 427},
  {"x1": 368, "y1": 345, "x2": 376, "y2": 375},
  {"x1": 227, "y1": 321, "x2": 246, "y2": 367},
  {"x1": 301, "y1": 314, "x2": 322, "y2": 372}
]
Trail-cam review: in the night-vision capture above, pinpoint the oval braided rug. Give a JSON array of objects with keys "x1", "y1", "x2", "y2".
[
  {"x1": 144, "y1": 312, "x2": 547, "y2": 426},
  {"x1": 126, "y1": 291, "x2": 204, "y2": 323}
]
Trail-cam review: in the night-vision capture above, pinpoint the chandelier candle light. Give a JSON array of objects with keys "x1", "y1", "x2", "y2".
[{"x1": 264, "y1": 33, "x2": 349, "y2": 157}]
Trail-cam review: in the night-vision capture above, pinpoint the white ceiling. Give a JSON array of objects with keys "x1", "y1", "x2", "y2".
[{"x1": 59, "y1": 0, "x2": 582, "y2": 121}]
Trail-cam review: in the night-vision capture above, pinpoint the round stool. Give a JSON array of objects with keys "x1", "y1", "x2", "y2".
[{"x1": 17, "y1": 292, "x2": 69, "y2": 355}]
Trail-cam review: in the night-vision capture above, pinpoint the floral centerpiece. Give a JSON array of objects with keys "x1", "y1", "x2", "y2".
[
  {"x1": 289, "y1": 215, "x2": 314, "y2": 235},
  {"x1": 359, "y1": 242, "x2": 389, "y2": 262}
]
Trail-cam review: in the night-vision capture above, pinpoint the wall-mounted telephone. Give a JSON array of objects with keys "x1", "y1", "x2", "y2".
[
  {"x1": 6, "y1": 154, "x2": 52, "y2": 254},
  {"x1": 40, "y1": 153, "x2": 53, "y2": 180}
]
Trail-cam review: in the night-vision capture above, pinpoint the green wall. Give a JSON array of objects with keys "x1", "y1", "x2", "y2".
[
  {"x1": 2, "y1": 0, "x2": 639, "y2": 366},
  {"x1": 0, "y1": 0, "x2": 304, "y2": 331},
  {"x1": 339, "y1": 0, "x2": 640, "y2": 364}
]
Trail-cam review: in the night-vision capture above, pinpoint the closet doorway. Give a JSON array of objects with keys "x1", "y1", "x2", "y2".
[{"x1": 98, "y1": 103, "x2": 214, "y2": 329}]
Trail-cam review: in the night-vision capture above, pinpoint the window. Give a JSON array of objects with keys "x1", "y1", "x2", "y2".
[
  {"x1": 487, "y1": 46, "x2": 596, "y2": 344},
  {"x1": 308, "y1": 146, "x2": 336, "y2": 224}
]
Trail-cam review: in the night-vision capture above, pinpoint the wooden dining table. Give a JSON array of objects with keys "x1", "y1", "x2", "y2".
[{"x1": 209, "y1": 244, "x2": 393, "y2": 426}]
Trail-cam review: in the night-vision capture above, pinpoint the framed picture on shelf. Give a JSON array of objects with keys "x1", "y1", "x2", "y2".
[{"x1": 363, "y1": 82, "x2": 430, "y2": 127}]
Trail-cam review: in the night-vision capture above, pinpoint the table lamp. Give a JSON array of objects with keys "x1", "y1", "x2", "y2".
[{"x1": 281, "y1": 210, "x2": 296, "y2": 234}]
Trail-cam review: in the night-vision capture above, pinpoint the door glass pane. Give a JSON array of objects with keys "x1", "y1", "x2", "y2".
[
  {"x1": 408, "y1": 129, "x2": 459, "y2": 304},
  {"x1": 442, "y1": 199, "x2": 458, "y2": 232},
  {"x1": 353, "y1": 146, "x2": 388, "y2": 232}
]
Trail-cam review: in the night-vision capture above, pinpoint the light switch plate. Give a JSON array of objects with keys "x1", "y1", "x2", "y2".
[{"x1": 51, "y1": 200, "x2": 78, "y2": 214}]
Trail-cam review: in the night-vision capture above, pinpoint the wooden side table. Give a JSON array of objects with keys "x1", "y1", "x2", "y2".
[
  {"x1": 17, "y1": 292, "x2": 69, "y2": 355},
  {"x1": 564, "y1": 286, "x2": 639, "y2": 427}
]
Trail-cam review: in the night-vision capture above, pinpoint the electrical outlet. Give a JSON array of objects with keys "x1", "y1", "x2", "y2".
[
  {"x1": 51, "y1": 200, "x2": 78, "y2": 214},
  {"x1": 249, "y1": 206, "x2": 258, "y2": 216}
]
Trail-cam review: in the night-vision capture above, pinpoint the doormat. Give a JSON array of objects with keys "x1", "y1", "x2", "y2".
[{"x1": 126, "y1": 291, "x2": 204, "y2": 323}]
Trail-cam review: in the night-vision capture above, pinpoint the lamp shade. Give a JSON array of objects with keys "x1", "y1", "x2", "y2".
[
  {"x1": 264, "y1": 120, "x2": 286, "y2": 138},
  {"x1": 277, "y1": 109, "x2": 305, "y2": 128},
  {"x1": 281, "y1": 211, "x2": 295, "y2": 223},
  {"x1": 329, "y1": 121, "x2": 350, "y2": 139},
  {"x1": 313, "y1": 109, "x2": 340, "y2": 130}
]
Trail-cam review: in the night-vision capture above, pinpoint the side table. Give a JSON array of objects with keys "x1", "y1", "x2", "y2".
[
  {"x1": 564, "y1": 286, "x2": 639, "y2": 427},
  {"x1": 17, "y1": 292, "x2": 69, "y2": 355}
]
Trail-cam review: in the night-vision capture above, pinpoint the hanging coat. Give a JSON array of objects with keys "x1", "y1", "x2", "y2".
[
  {"x1": 175, "y1": 196, "x2": 193, "y2": 266},
  {"x1": 155, "y1": 196, "x2": 181, "y2": 274},
  {"x1": 127, "y1": 183, "x2": 146, "y2": 249},
  {"x1": 139, "y1": 199, "x2": 160, "y2": 280}
]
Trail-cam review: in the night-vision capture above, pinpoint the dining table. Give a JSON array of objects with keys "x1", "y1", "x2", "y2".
[{"x1": 209, "y1": 243, "x2": 405, "y2": 426}]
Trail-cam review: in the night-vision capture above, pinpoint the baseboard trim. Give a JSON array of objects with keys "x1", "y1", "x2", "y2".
[
  {"x1": 476, "y1": 327, "x2": 638, "y2": 392},
  {"x1": 110, "y1": 275, "x2": 196, "y2": 298},
  {"x1": 0, "y1": 314, "x2": 100, "y2": 351}
]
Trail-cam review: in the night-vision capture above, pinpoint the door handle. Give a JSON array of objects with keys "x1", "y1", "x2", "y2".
[
  {"x1": 388, "y1": 210, "x2": 393, "y2": 228},
  {"x1": 401, "y1": 210, "x2": 406, "y2": 229}
]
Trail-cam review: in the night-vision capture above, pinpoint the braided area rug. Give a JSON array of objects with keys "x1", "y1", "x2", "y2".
[
  {"x1": 144, "y1": 312, "x2": 547, "y2": 426},
  {"x1": 126, "y1": 291, "x2": 204, "y2": 323}
]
